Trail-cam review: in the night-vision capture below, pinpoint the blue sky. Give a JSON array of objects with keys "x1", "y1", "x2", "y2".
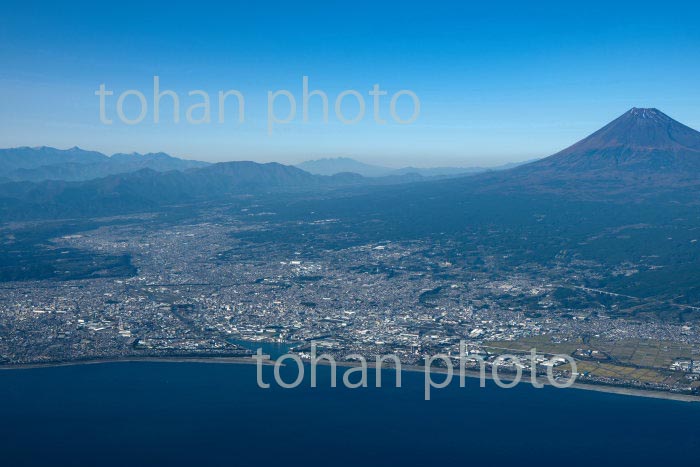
[{"x1": 1, "y1": 0, "x2": 700, "y2": 167}]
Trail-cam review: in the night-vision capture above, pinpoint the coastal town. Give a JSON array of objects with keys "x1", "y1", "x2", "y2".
[{"x1": 1, "y1": 208, "x2": 698, "y2": 398}]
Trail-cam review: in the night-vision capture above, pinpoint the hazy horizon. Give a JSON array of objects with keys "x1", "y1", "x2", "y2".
[
  {"x1": 2, "y1": 104, "x2": 687, "y2": 169},
  {"x1": 2, "y1": 144, "x2": 542, "y2": 169},
  {"x1": 3, "y1": 1, "x2": 700, "y2": 167}
]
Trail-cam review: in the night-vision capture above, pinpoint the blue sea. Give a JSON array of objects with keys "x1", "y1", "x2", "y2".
[{"x1": 0, "y1": 361, "x2": 698, "y2": 466}]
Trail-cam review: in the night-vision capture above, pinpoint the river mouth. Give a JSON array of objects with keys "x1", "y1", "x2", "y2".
[{"x1": 227, "y1": 338, "x2": 297, "y2": 359}]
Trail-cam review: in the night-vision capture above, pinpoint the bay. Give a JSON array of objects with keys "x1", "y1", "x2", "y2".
[{"x1": 0, "y1": 362, "x2": 698, "y2": 466}]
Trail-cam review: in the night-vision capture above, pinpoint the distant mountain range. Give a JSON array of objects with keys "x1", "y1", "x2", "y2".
[
  {"x1": 2, "y1": 107, "x2": 700, "y2": 219},
  {"x1": 0, "y1": 159, "x2": 428, "y2": 219},
  {"x1": 0, "y1": 162, "x2": 337, "y2": 218},
  {"x1": 0, "y1": 146, "x2": 209, "y2": 182},
  {"x1": 296, "y1": 157, "x2": 527, "y2": 178},
  {"x1": 0, "y1": 146, "x2": 515, "y2": 184}
]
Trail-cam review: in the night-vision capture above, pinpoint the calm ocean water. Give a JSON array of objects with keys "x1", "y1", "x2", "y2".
[{"x1": 0, "y1": 361, "x2": 698, "y2": 466}]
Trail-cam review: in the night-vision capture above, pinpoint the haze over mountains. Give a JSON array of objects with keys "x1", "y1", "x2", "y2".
[
  {"x1": 295, "y1": 157, "x2": 526, "y2": 178},
  {"x1": 0, "y1": 161, "x2": 361, "y2": 218},
  {"x1": 0, "y1": 146, "x2": 526, "y2": 184},
  {"x1": 0, "y1": 147, "x2": 209, "y2": 182},
  {"x1": 1, "y1": 107, "x2": 700, "y2": 220}
]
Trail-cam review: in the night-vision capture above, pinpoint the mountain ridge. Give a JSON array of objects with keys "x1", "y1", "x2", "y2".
[
  {"x1": 296, "y1": 157, "x2": 528, "y2": 178},
  {"x1": 0, "y1": 146, "x2": 209, "y2": 182},
  {"x1": 3, "y1": 107, "x2": 700, "y2": 219}
]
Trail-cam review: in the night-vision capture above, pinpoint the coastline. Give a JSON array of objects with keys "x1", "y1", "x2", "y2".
[
  {"x1": 397, "y1": 363, "x2": 700, "y2": 403},
  {"x1": 0, "y1": 356, "x2": 275, "y2": 371},
  {"x1": 0, "y1": 356, "x2": 697, "y2": 403}
]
